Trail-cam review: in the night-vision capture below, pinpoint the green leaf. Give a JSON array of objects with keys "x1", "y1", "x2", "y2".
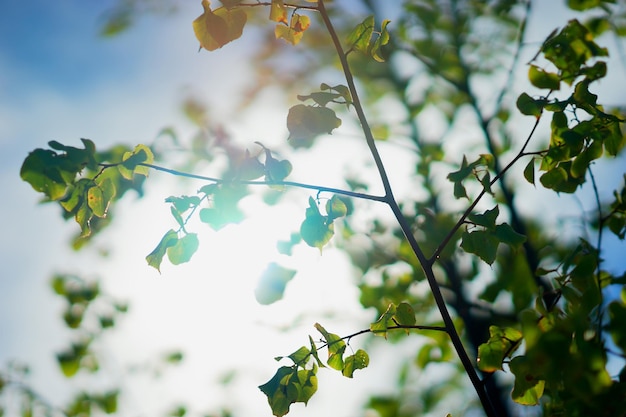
[
  {"x1": 294, "y1": 368, "x2": 317, "y2": 405},
  {"x1": 20, "y1": 149, "x2": 71, "y2": 200},
  {"x1": 539, "y1": 166, "x2": 567, "y2": 189},
  {"x1": 168, "y1": 405, "x2": 187, "y2": 417},
  {"x1": 494, "y1": 224, "x2": 526, "y2": 248},
  {"x1": 308, "y1": 335, "x2": 325, "y2": 368},
  {"x1": 287, "y1": 346, "x2": 310, "y2": 366},
  {"x1": 75, "y1": 199, "x2": 94, "y2": 237},
  {"x1": 170, "y1": 205, "x2": 185, "y2": 229},
  {"x1": 480, "y1": 171, "x2": 493, "y2": 195},
  {"x1": 528, "y1": 65, "x2": 561, "y2": 90},
  {"x1": 608, "y1": 301, "x2": 626, "y2": 351},
  {"x1": 461, "y1": 230, "x2": 499, "y2": 265},
  {"x1": 165, "y1": 195, "x2": 201, "y2": 213},
  {"x1": 346, "y1": 15, "x2": 375, "y2": 54},
  {"x1": 468, "y1": 206, "x2": 499, "y2": 230},
  {"x1": 477, "y1": 326, "x2": 523, "y2": 372},
  {"x1": 297, "y1": 91, "x2": 342, "y2": 107},
  {"x1": 163, "y1": 351, "x2": 184, "y2": 364},
  {"x1": 57, "y1": 351, "x2": 80, "y2": 377},
  {"x1": 370, "y1": 303, "x2": 397, "y2": 338},
  {"x1": 371, "y1": 19, "x2": 390, "y2": 62},
  {"x1": 453, "y1": 181, "x2": 468, "y2": 199},
  {"x1": 193, "y1": 0, "x2": 247, "y2": 51},
  {"x1": 567, "y1": 0, "x2": 603, "y2": 11},
  {"x1": 541, "y1": 19, "x2": 608, "y2": 83},
  {"x1": 254, "y1": 262, "x2": 297, "y2": 305},
  {"x1": 326, "y1": 195, "x2": 347, "y2": 220},
  {"x1": 394, "y1": 302, "x2": 416, "y2": 327},
  {"x1": 447, "y1": 155, "x2": 473, "y2": 183},
  {"x1": 509, "y1": 356, "x2": 545, "y2": 405},
  {"x1": 516, "y1": 93, "x2": 543, "y2": 117},
  {"x1": 118, "y1": 144, "x2": 154, "y2": 179},
  {"x1": 300, "y1": 197, "x2": 334, "y2": 251},
  {"x1": 86, "y1": 184, "x2": 104, "y2": 217},
  {"x1": 523, "y1": 158, "x2": 535, "y2": 185},
  {"x1": 342, "y1": 349, "x2": 369, "y2": 378},
  {"x1": 287, "y1": 104, "x2": 342, "y2": 146},
  {"x1": 198, "y1": 185, "x2": 246, "y2": 230},
  {"x1": 167, "y1": 233, "x2": 199, "y2": 265},
  {"x1": 238, "y1": 152, "x2": 266, "y2": 180},
  {"x1": 314, "y1": 323, "x2": 346, "y2": 370},
  {"x1": 266, "y1": 158, "x2": 292, "y2": 183},
  {"x1": 146, "y1": 229, "x2": 179, "y2": 272},
  {"x1": 604, "y1": 118, "x2": 625, "y2": 156},
  {"x1": 540, "y1": 162, "x2": 584, "y2": 193},
  {"x1": 97, "y1": 390, "x2": 119, "y2": 414},
  {"x1": 259, "y1": 366, "x2": 293, "y2": 417},
  {"x1": 321, "y1": 83, "x2": 351, "y2": 104}
]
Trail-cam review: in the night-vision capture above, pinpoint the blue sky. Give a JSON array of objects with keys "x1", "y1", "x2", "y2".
[{"x1": 1, "y1": 1, "x2": 626, "y2": 416}]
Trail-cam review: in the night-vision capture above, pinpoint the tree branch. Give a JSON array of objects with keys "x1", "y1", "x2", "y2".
[
  {"x1": 317, "y1": 2, "x2": 497, "y2": 416},
  {"x1": 429, "y1": 114, "x2": 542, "y2": 263},
  {"x1": 98, "y1": 162, "x2": 387, "y2": 203}
]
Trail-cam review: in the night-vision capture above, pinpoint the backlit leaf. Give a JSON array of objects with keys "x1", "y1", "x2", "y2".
[
  {"x1": 275, "y1": 13, "x2": 310, "y2": 45},
  {"x1": 269, "y1": 0, "x2": 287, "y2": 24},
  {"x1": 259, "y1": 367, "x2": 294, "y2": 417},
  {"x1": 347, "y1": 15, "x2": 374, "y2": 54},
  {"x1": 342, "y1": 349, "x2": 369, "y2": 378},
  {"x1": 20, "y1": 149, "x2": 71, "y2": 200},
  {"x1": 193, "y1": 0, "x2": 247, "y2": 51},
  {"x1": 371, "y1": 19, "x2": 390, "y2": 62},
  {"x1": 87, "y1": 185, "x2": 105, "y2": 218},
  {"x1": 287, "y1": 104, "x2": 342, "y2": 146},
  {"x1": 167, "y1": 233, "x2": 199, "y2": 265},
  {"x1": 287, "y1": 346, "x2": 310, "y2": 365},
  {"x1": 461, "y1": 230, "x2": 499, "y2": 265},
  {"x1": 119, "y1": 144, "x2": 153, "y2": 179},
  {"x1": 477, "y1": 326, "x2": 523, "y2": 372},
  {"x1": 370, "y1": 303, "x2": 396, "y2": 338},
  {"x1": 300, "y1": 197, "x2": 334, "y2": 251},
  {"x1": 254, "y1": 262, "x2": 297, "y2": 305},
  {"x1": 238, "y1": 152, "x2": 265, "y2": 180},
  {"x1": 314, "y1": 323, "x2": 346, "y2": 370},
  {"x1": 529, "y1": 65, "x2": 560, "y2": 90},
  {"x1": 394, "y1": 302, "x2": 416, "y2": 327},
  {"x1": 326, "y1": 195, "x2": 347, "y2": 220},
  {"x1": 146, "y1": 229, "x2": 179, "y2": 272}
]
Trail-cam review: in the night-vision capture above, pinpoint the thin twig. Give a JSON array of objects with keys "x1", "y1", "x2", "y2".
[
  {"x1": 430, "y1": 113, "x2": 543, "y2": 263},
  {"x1": 97, "y1": 162, "x2": 387, "y2": 202}
]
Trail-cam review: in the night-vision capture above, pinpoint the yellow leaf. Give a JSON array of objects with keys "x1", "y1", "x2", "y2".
[
  {"x1": 275, "y1": 13, "x2": 310, "y2": 46},
  {"x1": 192, "y1": 0, "x2": 247, "y2": 51},
  {"x1": 269, "y1": 0, "x2": 288, "y2": 24}
]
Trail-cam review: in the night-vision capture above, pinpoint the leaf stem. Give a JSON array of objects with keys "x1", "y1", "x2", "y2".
[{"x1": 321, "y1": 324, "x2": 448, "y2": 350}]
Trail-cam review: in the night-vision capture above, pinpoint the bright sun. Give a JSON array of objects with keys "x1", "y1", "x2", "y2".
[{"x1": 99, "y1": 185, "x2": 370, "y2": 415}]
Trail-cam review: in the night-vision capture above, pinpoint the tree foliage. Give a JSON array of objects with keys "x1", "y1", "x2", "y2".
[{"x1": 6, "y1": 1, "x2": 626, "y2": 417}]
